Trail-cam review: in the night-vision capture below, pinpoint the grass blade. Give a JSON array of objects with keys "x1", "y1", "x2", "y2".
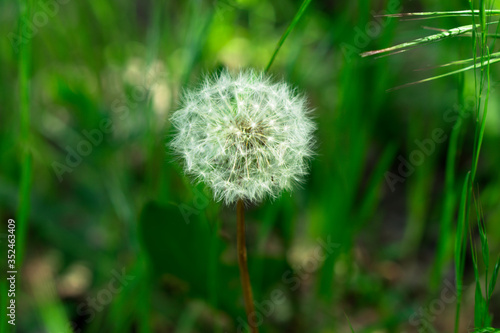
[
  {"x1": 470, "y1": 49, "x2": 491, "y2": 184},
  {"x1": 361, "y1": 24, "x2": 476, "y2": 57},
  {"x1": 469, "y1": 205, "x2": 487, "y2": 327},
  {"x1": 488, "y1": 255, "x2": 500, "y2": 301},
  {"x1": 357, "y1": 143, "x2": 397, "y2": 223},
  {"x1": 414, "y1": 51, "x2": 500, "y2": 70},
  {"x1": 454, "y1": 171, "x2": 470, "y2": 333},
  {"x1": 362, "y1": 22, "x2": 499, "y2": 58},
  {"x1": 430, "y1": 73, "x2": 465, "y2": 291},
  {"x1": 388, "y1": 56, "x2": 500, "y2": 91},
  {"x1": 264, "y1": 0, "x2": 312, "y2": 72},
  {"x1": 345, "y1": 313, "x2": 356, "y2": 333},
  {"x1": 379, "y1": 9, "x2": 500, "y2": 21}
]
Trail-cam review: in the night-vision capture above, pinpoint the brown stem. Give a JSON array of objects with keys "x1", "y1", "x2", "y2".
[{"x1": 236, "y1": 199, "x2": 258, "y2": 333}]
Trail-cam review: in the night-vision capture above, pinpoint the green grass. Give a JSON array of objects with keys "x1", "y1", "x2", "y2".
[
  {"x1": 1, "y1": 0, "x2": 500, "y2": 332},
  {"x1": 364, "y1": 2, "x2": 500, "y2": 331},
  {"x1": 264, "y1": 0, "x2": 312, "y2": 72}
]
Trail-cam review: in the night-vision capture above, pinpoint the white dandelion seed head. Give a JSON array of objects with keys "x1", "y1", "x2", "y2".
[{"x1": 170, "y1": 69, "x2": 315, "y2": 205}]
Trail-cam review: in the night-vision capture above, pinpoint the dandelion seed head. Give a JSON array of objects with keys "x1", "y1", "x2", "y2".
[{"x1": 170, "y1": 70, "x2": 315, "y2": 205}]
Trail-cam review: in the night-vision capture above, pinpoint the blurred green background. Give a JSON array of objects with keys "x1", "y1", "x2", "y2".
[{"x1": 1, "y1": 0, "x2": 500, "y2": 332}]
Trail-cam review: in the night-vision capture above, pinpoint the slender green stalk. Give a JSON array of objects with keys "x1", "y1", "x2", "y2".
[
  {"x1": 236, "y1": 200, "x2": 258, "y2": 333},
  {"x1": 455, "y1": 2, "x2": 492, "y2": 331},
  {"x1": 470, "y1": 50, "x2": 491, "y2": 184},
  {"x1": 264, "y1": 0, "x2": 312, "y2": 72},
  {"x1": 454, "y1": 172, "x2": 470, "y2": 333},
  {"x1": 430, "y1": 74, "x2": 464, "y2": 291},
  {"x1": 413, "y1": 52, "x2": 500, "y2": 69},
  {"x1": 454, "y1": 4, "x2": 477, "y2": 332},
  {"x1": 180, "y1": 1, "x2": 215, "y2": 87},
  {"x1": 387, "y1": 56, "x2": 500, "y2": 91},
  {"x1": 381, "y1": 9, "x2": 500, "y2": 19},
  {"x1": 361, "y1": 23, "x2": 495, "y2": 57},
  {"x1": 469, "y1": 1, "x2": 495, "y2": 327}
]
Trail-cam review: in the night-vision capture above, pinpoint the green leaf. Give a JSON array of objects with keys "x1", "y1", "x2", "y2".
[{"x1": 488, "y1": 255, "x2": 500, "y2": 301}]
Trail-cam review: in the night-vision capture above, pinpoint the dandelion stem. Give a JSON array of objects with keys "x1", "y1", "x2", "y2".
[{"x1": 236, "y1": 199, "x2": 258, "y2": 333}]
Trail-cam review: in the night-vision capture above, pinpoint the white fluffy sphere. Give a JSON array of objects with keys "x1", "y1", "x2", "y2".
[{"x1": 170, "y1": 70, "x2": 315, "y2": 205}]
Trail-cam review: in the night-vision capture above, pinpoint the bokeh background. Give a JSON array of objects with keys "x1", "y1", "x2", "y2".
[{"x1": 1, "y1": 0, "x2": 500, "y2": 332}]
